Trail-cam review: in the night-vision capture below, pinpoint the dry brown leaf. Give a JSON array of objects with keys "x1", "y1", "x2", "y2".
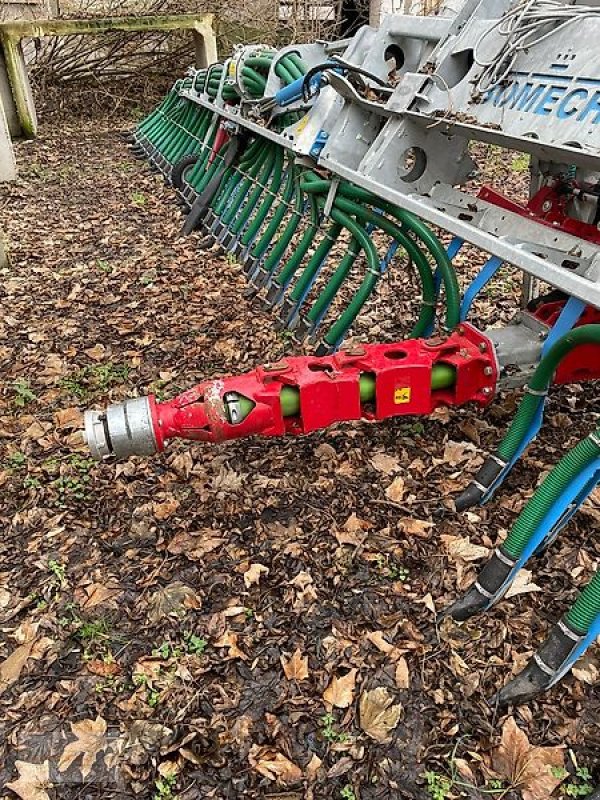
[
  {"x1": 167, "y1": 531, "x2": 224, "y2": 560},
  {"x1": 454, "y1": 758, "x2": 476, "y2": 783},
  {"x1": 24, "y1": 419, "x2": 51, "y2": 440},
  {"x1": 397, "y1": 517, "x2": 433, "y2": 538},
  {"x1": 281, "y1": 648, "x2": 309, "y2": 681},
  {"x1": 370, "y1": 452, "x2": 401, "y2": 475},
  {"x1": 7, "y1": 761, "x2": 52, "y2": 800},
  {"x1": 572, "y1": 652, "x2": 600, "y2": 684},
  {"x1": 504, "y1": 569, "x2": 542, "y2": 598},
  {"x1": 335, "y1": 528, "x2": 364, "y2": 547},
  {"x1": 85, "y1": 658, "x2": 121, "y2": 677},
  {"x1": 80, "y1": 581, "x2": 122, "y2": 609},
  {"x1": 58, "y1": 716, "x2": 109, "y2": 778},
  {"x1": 442, "y1": 535, "x2": 489, "y2": 563},
  {"x1": 443, "y1": 440, "x2": 475, "y2": 466},
  {"x1": 248, "y1": 745, "x2": 302, "y2": 784},
  {"x1": 395, "y1": 657, "x2": 410, "y2": 689},
  {"x1": 214, "y1": 629, "x2": 248, "y2": 660},
  {"x1": 365, "y1": 630, "x2": 402, "y2": 661},
  {"x1": 147, "y1": 582, "x2": 199, "y2": 623},
  {"x1": 419, "y1": 593, "x2": 436, "y2": 614},
  {"x1": 243, "y1": 562, "x2": 269, "y2": 588},
  {"x1": 84, "y1": 344, "x2": 107, "y2": 361},
  {"x1": 491, "y1": 716, "x2": 565, "y2": 800},
  {"x1": 0, "y1": 621, "x2": 39, "y2": 694},
  {"x1": 152, "y1": 498, "x2": 180, "y2": 520},
  {"x1": 323, "y1": 668, "x2": 358, "y2": 709},
  {"x1": 359, "y1": 687, "x2": 403, "y2": 743},
  {"x1": 306, "y1": 753, "x2": 323, "y2": 780},
  {"x1": 385, "y1": 476, "x2": 406, "y2": 503},
  {"x1": 343, "y1": 513, "x2": 372, "y2": 533},
  {"x1": 54, "y1": 407, "x2": 83, "y2": 430}
]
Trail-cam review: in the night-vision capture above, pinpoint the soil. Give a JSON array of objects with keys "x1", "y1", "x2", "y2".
[{"x1": 0, "y1": 103, "x2": 598, "y2": 800}]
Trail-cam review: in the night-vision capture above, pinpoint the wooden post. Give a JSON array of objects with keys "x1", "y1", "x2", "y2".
[
  {"x1": 0, "y1": 34, "x2": 37, "y2": 138},
  {"x1": 0, "y1": 96, "x2": 17, "y2": 181},
  {"x1": 0, "y1": 13, "x2": 217, "y2": 140},
  {"x1": 193, "y1": 20, "x2": 218, "y2": 69}
]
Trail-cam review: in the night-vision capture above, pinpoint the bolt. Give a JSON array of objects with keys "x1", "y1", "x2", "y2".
[
  {"x1": 484, "y1": 366, "x2": 493, "y2": 376},
  {"x1": 478, "y1": 342, "x2": 487, "y2": 352},
  {"x1": 483, "y1": 387, "x2": 492, "y2": 395},
  {"x1": 542, "y1": 200, "x2": 552, "y2": 212},
  {"x1": 457, "y1": 326, "x2": 465, "y2": 335}
]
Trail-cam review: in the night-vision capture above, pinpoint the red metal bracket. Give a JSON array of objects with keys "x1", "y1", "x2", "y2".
[
  {"x1": 479, "y1": 184, "x2": 600, "y2": 245},
  {"x1": 149, "y1": 324, "x2": 498, "y2": 448},
  {"x1": 528, "y1": 300, "x2": 600, "y2": 386}
]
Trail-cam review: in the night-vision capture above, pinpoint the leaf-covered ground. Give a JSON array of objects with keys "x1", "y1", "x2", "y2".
[{"x1": 0, "y1": 106, "x2": 599, "y2": 800}]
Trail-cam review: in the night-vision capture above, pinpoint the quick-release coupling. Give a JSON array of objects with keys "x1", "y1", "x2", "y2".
[{"x1": 83, "y1": 396, "x2": 159, "y2": 460}]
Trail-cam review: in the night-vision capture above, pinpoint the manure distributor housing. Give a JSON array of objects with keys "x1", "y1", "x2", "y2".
[{"x1": 83, "y1": 0, "x2": 600, "y2": 706}]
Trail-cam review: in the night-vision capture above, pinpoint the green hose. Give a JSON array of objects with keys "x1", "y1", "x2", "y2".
[
  {"x1": 300, "y1": 183, "x2": 436, "y2": 338},
  {"x1": 498, "y1": 325, "x2": 600, "y2": 462},
  {"x1": 503, "y1": 430, "x2": 600, "y2": 560},
  {"x1": 265, "y1": 189, "x2": 319, "y2": 284},
  {"x1": 241, "y1": 147, "x2": 285, "y2": 246},
  {"x1": 288, "y1": 222, "x2": 343, "y2": 305},
  {"x1": 250, "y1": 158, "x2": 296, "y2": 261},
  {"x1": 300, "y1": 174, "x2": 460, "y2": 331},
  {"x1": 567, "y1": 568, "x2": 600, "y2": 633}
]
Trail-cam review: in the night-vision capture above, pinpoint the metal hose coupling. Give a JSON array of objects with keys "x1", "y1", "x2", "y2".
[{"x1": 83, "y1": 397, "x2": 159, "y2": 460}]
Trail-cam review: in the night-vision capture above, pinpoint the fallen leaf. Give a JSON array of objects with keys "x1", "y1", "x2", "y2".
[
  {"x1": 84, "y1": 344, "x2": 107, "y2": 361},
  {"x1": 454, "y1": 758, "x2": 476, "y2": 783},
  {"x1": 359, "y1": 687, "x2": 403, "y2": 743},
  {"x1": 54, "y1": 407, "x2": 83, "y2": 430},
  {"x1": 244, "y1": 562, "x2": 269, "y2": 588},
  {"x1": 281, "y1": 648, "x2": 309, "y2": 681},
  {"x1": 572, "y1": 652, "x2": 599, "y2": 685},
  {"x1": 58, "y1": 716, "x2": 108, "y2": 778},
  {"x1": 419, "y1": 593, "x2": 436, "y2": 614},
  {"x1": 167, "y1": 531, "x2": 224, "y2": 560},
  {"x1": 248, "y1": 745, "x2": 302, "y2": 784},
  {"x1": 79, "y1": 581, "x2": 122, "y2": 609},
  {"x1": 491, "y1": 716, "x2": 565, "y2": 800},
  {"x1": 327, "y1": 756, "x2": 354, "y2": 778},
  {"x1": 323, "y1": 668, "x2": 358, "y2": 709},
  {"x1": 442, "y1": 535, "x2": 489, "y2": 563},
  {"x1": 365, "y1": 630, "x2": 401, "y2": 661},
  {"x1": 385, "y1": 476, "x2": 406, "y2": 503},
  {"x1": 370, "y1": 453, "x2": 401, "y2": 475},
  {"x1": 147, "y1": 582, "x2": 199, "y2": 623},
  {"x1": 443, "y1": 440, "x2": 475, "y2": 466},
  {"x1": 152, "y1": 498, "x2": 180, "y2": 520},
  {"x1": 306, "y1": 753, "x2": 322, "y2": 780},
  {"x1": 0, "y1": 621, "x2": 39, "y2": 694},
  {"x1": 7, "y1": 761, "x2": 52, "y2": 800},
  {"x1": 86, "y1": 659, "x2": 121, "y2": 677},
  {"x1": 397, "y1": 517, "x2": 433, "y2": 538},
  {"x1": 158, "y1": 760, "x2": 180, "y2": 778},
  {"x1": 504, "y1": 569, "x2": 542, "y2": 598},
  {"x1": 214, "y1": 629, "x2": 248, "y2": 660},
  {"x1": 343, "y1": 513, "x2": 372, "y2": 533},
  {"x1": 395, "y1": 657, "x2": 410, "y2": 689}
]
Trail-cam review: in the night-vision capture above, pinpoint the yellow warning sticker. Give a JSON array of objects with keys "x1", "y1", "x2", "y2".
[
  {"x1": 394, "y1": 387, "x2": 411, "y2": 404},
  {"x1": 295, "y1": 115, "x2": 310, "y2": 134},
  {"x1": 228, "y1": 62, "x2": 236, "y2": 78}
]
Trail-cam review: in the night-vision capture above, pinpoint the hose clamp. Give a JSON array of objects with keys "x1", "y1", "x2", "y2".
[
  {"x1": 589, "y1": 431, "x2": 600, "y2": 448},
  {"x1": 525, "y1": 386, "x2": 548, "y2": 397}
]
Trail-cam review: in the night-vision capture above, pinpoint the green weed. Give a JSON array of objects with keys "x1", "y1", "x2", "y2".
[{"x1": 12, "y1": 379, "x2": 37, "y2": 407}]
